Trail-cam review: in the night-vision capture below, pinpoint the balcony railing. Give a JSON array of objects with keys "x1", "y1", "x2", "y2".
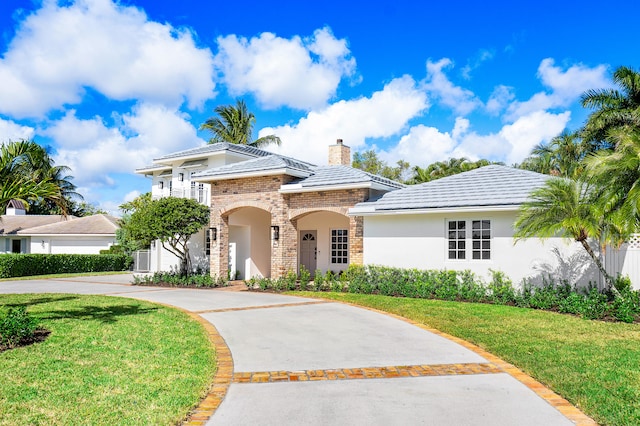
[{"x1": 152, "y1": 186, "x2": 210, "y2": 205}]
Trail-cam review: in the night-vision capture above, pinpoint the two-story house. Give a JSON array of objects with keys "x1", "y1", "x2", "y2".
[{"x1": 136, "y1": 140, "x2": 403, "y2": 278}]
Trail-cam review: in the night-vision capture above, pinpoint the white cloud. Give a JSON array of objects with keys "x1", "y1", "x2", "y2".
[
  {"x1": 379, "y1": 124, "x2": 457, "y2": 167},
  {"x1": 500, "y1": 110, "x2": 571, "y2": 164},
  {"x1": 423, "y1": 58, "x2": 482, "y2": 115},
  {"x1": 48, "y1": 103, "x2": 205, "y2": 187},
  {"x1": 486, "y1": 85, "x2": 515, "y2": 115},
  {"x1": 214, "y1": 27, "x2": 356, "y2": 110},
  {"x1": 461, "y1": 49, "x2": 495, "y2": 80},
  {"x1": 124, "y1": 190, "x2": 141, "y2": 202},
  {"x1": 0, "y1": 0, "x2": 215, "y2": 118},
  {"x1": 381, "y1": 111, "x2": 571, "y2": 168},
  {"x1": 0, "y1": 117, "x2": 34, "y2": 142},
  {"x1": 506, "y1": 59, "x2": 609, "y2": 120},
  {"x1": 259, "y1": 75, "x2": 428, "y2": 164}
]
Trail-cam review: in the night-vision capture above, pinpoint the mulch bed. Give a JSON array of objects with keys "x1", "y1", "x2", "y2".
[{"x1": 0, "y1": 328, "x2": 50, "y2": 353}]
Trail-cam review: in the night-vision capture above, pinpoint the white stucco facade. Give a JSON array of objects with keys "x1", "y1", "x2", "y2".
[
  {"x1": 297, "y1": 211, "x2": 350, "y2": 274},
  {"x1": 362, "y1": 210, "x2": 601, "y2": 287}
]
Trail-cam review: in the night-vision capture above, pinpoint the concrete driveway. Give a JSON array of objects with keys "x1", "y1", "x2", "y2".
[{"x1": 0, "y1": 275, "x2": 595, "y2": 426}]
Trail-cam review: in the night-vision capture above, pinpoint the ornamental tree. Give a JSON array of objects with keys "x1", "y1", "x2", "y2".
[{"x1": 125, "y1": 196, "x2": 209, "y2": 276}]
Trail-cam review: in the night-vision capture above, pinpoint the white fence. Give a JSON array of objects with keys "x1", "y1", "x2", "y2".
[
  {"x1": 605, "y1": 234, "x2": 640, "y2": 289},
  {"x1": 133, "y1": 250, "x2": 151, "y2": 272}
]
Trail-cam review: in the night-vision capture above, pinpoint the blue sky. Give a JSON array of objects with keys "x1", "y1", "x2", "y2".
[{"x1": 0, "y1": 0, "x2": 637, "y2": 214}]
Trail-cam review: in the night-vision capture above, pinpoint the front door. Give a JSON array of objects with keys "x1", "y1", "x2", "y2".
[{"x1": 299, "y1": 231, "x2": 317, "y2": 274}]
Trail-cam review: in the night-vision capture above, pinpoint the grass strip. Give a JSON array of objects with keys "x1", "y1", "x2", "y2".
[
  {"x1": 0, "y1": 293, "x2": 216, "y2": 425},
  {"x1": 0, "y1": 271, "x2": 131, "y2": 282},
  {"x1": 291, "y1": 292, "x2": 640, "y2": 426}
]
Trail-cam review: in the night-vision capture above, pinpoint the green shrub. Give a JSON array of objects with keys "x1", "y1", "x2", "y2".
[
  {"x1": 132, "y1": 271, "x2": 225, "y2": 288},
  {"x1": 488, "y1": 269, "x2": 516, "y2": 304},
  {"x1": 0, "y1": 306, "x2": 39, "y2": 348},
  {"x1": 253, "y1": 263, "x2": 638, "y2": 324},
  {"x1": 581, "y1": 288, "x2": 609, "y2": 320},
  {"x1": 611, "y1": 290, "x2": 640, "y2": 323},
  {"x1": 0, "y1": 254, "x2": 133, "y2": 278},
  {"x1": 614, "y1": 275, "x2": 633, "y2": 293},
  {"x1": 298, "y1": 265, "x2": 311, "y2": 290},
  {"x1": 258, "y1": 277, "x2": 271, "y2": 291},
  {"x1": 99, "y1": 245, "x2": 125, "y2": 255},
  {"x1": 285, "y1": 270, "x2": 298, "y2": 291},
  {"x1": 312, "y1": 269, "x2": 323, "y2": 291},
  {"x1": 558, "y1": 292, "x2": 585, "y2": 315}
]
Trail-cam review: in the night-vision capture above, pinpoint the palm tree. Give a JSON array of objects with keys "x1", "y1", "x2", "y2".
[
  {"x1": 514, "y1": 177, "x2": 627, "y2": 292},
  {"x1": 410, "y1": 158, "x2": 502, "y2": 184},
  {"x1": 586, "y1": 129, "x2": 640, "y2": 224},
  {"x1": 199, "y1": 99, "x2": 281, "y2": 148},
  {"x1": 519, "y1": 131, "x2": 590, "y2": 178},
  {"x1": 581, "y1": 66, "x2": 640, "y2": 147},
  {"x1": 0, "y1": 140, "x2": 66, "y2": 214}
]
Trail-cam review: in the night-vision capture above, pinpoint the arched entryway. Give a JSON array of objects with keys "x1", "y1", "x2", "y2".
[
  {"x1": 296, "y1": 211, "x2": 350, "y2": 275},
  {"x1": 226, "y1": 207, "x2": 271, "y2": 279}
]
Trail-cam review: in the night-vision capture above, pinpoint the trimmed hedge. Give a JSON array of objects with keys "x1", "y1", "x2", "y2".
[
  {"x1": 0, "y1": 254, "x2": 133, "y2": 278},
  {"x1": 248, "y1": 264, "x2": 640, "y2": 323}
]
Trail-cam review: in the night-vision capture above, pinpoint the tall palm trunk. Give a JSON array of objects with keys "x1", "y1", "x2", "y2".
[{"x1": 578, "y1": 239, "x2": 619, "y2": 295}]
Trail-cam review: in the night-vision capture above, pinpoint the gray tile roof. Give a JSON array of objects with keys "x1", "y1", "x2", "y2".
[
  {"x1": 0, "y1": 215, "x2": 70, "y2": 235},
  {"x1": 16, "y1": 214, "x2": 120, "y2": 235},
  {"x1": 193, "y1": 155, "x2": 315, "y2": 178},
  {"x1": 353, "y1": 165, "x2": 551, "y2": 212},
  {"x1": 153, "y1": 142, "x2": 272, "y2": 162},
  {"x1": 296, "y1": 165, "x2": 405, "y2": 189}
]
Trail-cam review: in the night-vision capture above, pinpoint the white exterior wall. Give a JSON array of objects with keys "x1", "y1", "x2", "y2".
[
  {"x1": 28, "y1": 236, "x2": 115, "y2": 255},
  {"x1": 363, "y1": 211, "x2": 600, "y2": 287},
  {"x1": 228, "y1": 208, "x2": 271, "y2": 279},
  {"x1": 297, "y1": 211, "x2": 350, "y2": 274},
  {"x1": 149, "y1": 228, "x2": 208, "y2": 273}
]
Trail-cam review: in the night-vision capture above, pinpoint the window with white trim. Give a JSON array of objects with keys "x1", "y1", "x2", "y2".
[
  {"x1": 472, "y1": 220, "x2": 491, "y2": 259},
  {"x1": 331, "y1": 229, "x2": 348, "y2": 264},
  {"x1": 447, "y1": 219, "x2": 491, "y2": 260},
  {"x1": 447, "y1": 221, "x2": 466, "y2": 259}
]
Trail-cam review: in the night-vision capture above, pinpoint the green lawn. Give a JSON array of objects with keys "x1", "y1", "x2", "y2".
[
  {"x1": 0, "y1": 271, "x2": 131, "y2": 282},
  {"x1": 0, "y1": 294, "x2": 216, "y2": 425},
  {"x1": 293, "y1": 292, "x2": 640, "y2": 426}
]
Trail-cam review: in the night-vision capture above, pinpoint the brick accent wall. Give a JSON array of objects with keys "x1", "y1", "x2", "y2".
[{"x1": 208, "y1": 175, "x2": 369, "y2": 278}]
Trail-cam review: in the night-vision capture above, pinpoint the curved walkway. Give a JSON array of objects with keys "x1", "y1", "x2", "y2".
[{"x1": 0, "y1": 275, "x2": 596, "y2": 426}]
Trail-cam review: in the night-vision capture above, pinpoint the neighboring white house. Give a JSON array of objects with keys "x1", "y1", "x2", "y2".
[
  {"x1": 350, "y1": 165, "x2": 640, "y2": 289},
  {"x1": 1, "y1": 201, "x2": 119, "y2": 255}
]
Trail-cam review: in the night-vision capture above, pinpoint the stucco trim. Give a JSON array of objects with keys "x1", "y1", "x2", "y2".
[
  {"x1": 218, "y1": 200, "x2": 274, "y2": 217},
  {"x1": 289, "y1": 207, "x2": 350, "y2": 221}
]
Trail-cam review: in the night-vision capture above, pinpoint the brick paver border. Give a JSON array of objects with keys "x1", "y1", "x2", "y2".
[
  {"x1": 180, "y1": 312, "x2": 234, "y2": 426},
  {"x1": 232, "y1": 363, "x2": 503, "y2": 383}
]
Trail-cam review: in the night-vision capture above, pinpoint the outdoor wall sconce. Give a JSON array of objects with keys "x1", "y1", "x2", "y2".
[
  {"x1": 271, "y1": 225, "x2": 280, "y2": 240},
  {"x1": 159, "y1": 181, "x2": 164, "y2": 189},
  {"x1": 210, "y1": 227, "x2": 217, "y2": 241},
  {"x1": 178, "y1": 173, "x2": 184, "y2": 182}
]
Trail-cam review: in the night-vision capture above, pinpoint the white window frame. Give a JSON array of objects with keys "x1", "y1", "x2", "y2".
[
  {"x1": 330, "y1": 228, "x2": 349, "y2": 264},
  {"x1": 446, "y1": 219, "x2": 491, "y2": 261},
  {"x1": 447, "y1": 220, "x2": 466, "y2": 260}
]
